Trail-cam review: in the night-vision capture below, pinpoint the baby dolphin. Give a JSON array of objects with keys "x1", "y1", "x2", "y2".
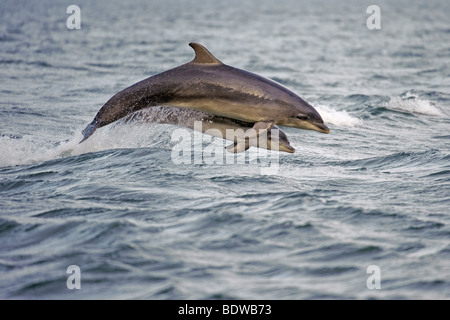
[
  {"x1": 81, "y1": 43, "x2": 329, "y2": 143},
  {"x1": 121, "y1": 106, "x2": 296, "y2": 153}
]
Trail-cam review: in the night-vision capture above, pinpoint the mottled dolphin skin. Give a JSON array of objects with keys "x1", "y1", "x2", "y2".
[
  {"x1": 121, "y1": 106, "x2": 296, "y2": 153},
  {"x1": 81, "y1": 42, "x2": 329, "y2": 142}
]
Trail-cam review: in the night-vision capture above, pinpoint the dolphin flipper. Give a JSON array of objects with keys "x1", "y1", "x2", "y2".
[
  {"x1": 242, "y1": 121, "x2": 275, "y2": 140},
  {"x1": 226, "y1": 121, "x2": 275, "y2": 153},
  {"x1": 234, "y1": 121, "x2": 274, "y2": 143},
  {"x1": 226, "y1": 141, "x2": 250, "y2": 153}
]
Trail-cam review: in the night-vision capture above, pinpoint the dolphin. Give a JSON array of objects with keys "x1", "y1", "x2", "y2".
[
  {"x1": 81, "y1": 42, "x2": 329, "y2": 143},
  {"x1": 121, "y1": 106, "x2": 296, "y2": 153}
]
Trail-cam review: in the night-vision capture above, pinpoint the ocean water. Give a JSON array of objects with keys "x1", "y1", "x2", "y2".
[{"x1": 1, "y1": 0, "x2": 449, "y2": 299}]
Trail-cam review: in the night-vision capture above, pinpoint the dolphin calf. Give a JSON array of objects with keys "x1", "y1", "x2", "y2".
[
  {"x1": 121, "y1": 106, "x2": 296, "y2": 153},
  {"x1": 81, "y1": 42, "x2": 329, "y2": 143}
]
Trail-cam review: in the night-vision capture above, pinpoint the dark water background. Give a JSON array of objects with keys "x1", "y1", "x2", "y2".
[{"x1": 1, "y1": 0, "x2": 449, "y2": 299}]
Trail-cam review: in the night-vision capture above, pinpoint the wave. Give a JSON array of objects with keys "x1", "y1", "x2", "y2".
[
  {"x1": 332, "y1": 149, "x2": 446, "y2": 172},
  {"x1": 315, "y1": 105, "x2": 364, "y2": 127},
  {"x1": 385, "y1": 92, "x2": 445, "y2": 116}
]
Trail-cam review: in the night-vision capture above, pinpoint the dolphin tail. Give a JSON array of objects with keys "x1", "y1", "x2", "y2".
[{"x1": 80, "y1": 122, "x2": 98, "y2": 143}]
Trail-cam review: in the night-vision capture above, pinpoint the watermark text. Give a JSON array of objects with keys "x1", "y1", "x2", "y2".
[{"x1": 66, "y1": 5, "x2": 81, "y2": 30}]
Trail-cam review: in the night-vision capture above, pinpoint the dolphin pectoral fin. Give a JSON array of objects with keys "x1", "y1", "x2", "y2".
[
  {"x1": 226, "y1": 141, "x2": 250, "y2": 153},
  {"x1": 239, "y1": 121, "x2": 275, "y2": 141},
  {"x1": 252, "y1": 121, "x2": 275, "y2": 136},
  {"x1": 80, "y1": 122, "x2": 98, "y2": 143},
  {"x1": 225, "y1": 143, "x2": 238, "y2": 153},
  {"x1": 253, "y1": 121, "x2": 275, "y2": 131}
]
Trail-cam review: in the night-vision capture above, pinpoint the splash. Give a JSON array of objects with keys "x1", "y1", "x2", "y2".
[
  {"x1": 0, "y1": 134, "x2": 76, "y2": 168},
  {"x1": 315, "y1": 105, "x2": 364, "y2": 128},
  {"x1": 387, "y1": 92, "x2": 444, "y2": 116},
  {"x1": 0, "y1": 124, "x2": 172, "y2": 168}
]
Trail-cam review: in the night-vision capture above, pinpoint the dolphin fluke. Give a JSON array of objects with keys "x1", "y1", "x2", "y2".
[{"x1": 80, "y1": 122, "x2": 98, "y2": 143}]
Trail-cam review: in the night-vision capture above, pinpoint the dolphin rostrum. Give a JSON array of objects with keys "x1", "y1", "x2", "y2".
[
  {"x1": 121, "y1": 106, "x2": 296, "y2": 153},
  {"x1": 81, "y1": 43, "x2": 329, "y2": 143}
]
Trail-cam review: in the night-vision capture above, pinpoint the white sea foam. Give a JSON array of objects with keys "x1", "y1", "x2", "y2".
[
  {"x1": 387, "y1": 92, "x2": 444, "y2": 116},
  {"x1": 0, "y1": 132, "x2": 91, "y2": 168},
  {"x1": 0, "y1": 125, "x2": 169, "y2": 168},
  {"x1": 315, "y1": 105, "x2": 364, "y2": 127}
]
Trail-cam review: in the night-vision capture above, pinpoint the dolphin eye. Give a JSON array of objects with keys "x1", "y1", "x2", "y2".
[{"x1": 297, "y1": 115, "x2": 308, "y2": 121}]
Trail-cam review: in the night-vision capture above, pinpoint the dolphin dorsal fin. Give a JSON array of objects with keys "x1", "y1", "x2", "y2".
[{"x1": 189, "y1": 43, "x2": 223, "y2": 65}]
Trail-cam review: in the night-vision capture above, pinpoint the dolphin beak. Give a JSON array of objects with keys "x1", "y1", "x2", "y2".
[
  {"x1": 312, "y1": 122, "x2": 330, "y2": 134},
  {"x1": 281, "y1": 145, "x2": 296, "y2": 153}
]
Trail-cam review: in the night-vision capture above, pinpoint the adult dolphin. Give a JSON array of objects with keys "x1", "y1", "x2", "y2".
[
  {"x1": 121, "y1": 106, "x2": 296, "y2": 153},
  {"x1": 81, "y1": 43, "x2": 329, "y2": 143}
]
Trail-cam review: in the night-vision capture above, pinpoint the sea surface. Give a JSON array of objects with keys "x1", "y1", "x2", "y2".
[{"x1": 1, "y1": 0, "x2": 449, "y2": 299}]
